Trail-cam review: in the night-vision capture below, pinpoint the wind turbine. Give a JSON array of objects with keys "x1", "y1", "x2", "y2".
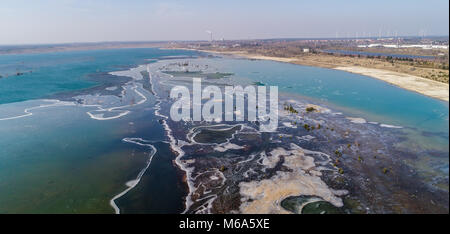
[{"x1": 206, "y1": 30, "x2": 213, "y2": 42}]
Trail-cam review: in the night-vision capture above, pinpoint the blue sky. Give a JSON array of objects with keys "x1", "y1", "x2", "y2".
[{"x1": 0, "y1": 0, "x2": 448, "y2": 44}]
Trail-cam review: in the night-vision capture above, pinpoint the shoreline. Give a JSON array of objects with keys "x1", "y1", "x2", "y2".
[
  {"x1": 184, "y1": 49, "x2": 449, "y2": 102},
  {"x1": 144, "y1": 58, "x2": 449, "y2": 213},
  {"x1": 147, "y1": 65, "x2": 196, "y2": 213}
]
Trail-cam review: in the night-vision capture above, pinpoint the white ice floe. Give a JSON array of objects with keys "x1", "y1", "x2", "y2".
[
  {"x1": 346, "y1": 117, "x2": 367, "y2": 124},
  {"x1": 239, "y1": 144, "x2": 347, "y2": 214},
  {"x1": 110, "y1": 138, "x2": 157, "y2": 214},
  {"x1": 109, "y1": 65, "x2": 146, "y2": 81},
  {"x1": 0, "y1": 99, "x2": 76, "y2": 121},
  {"x1": 296, "y1": 135, "x2": 316, "y2": 141},
  {"x1": 282, "y1": 122, "x2": 298, "y2": 128},
  {"x1": 83, "y1": 68, "x2": 149, "y2": 120},
  {"x1": 214, "y1": 143, "x2": 244, "y2": 152},
  {"x1": 380, "y1": 124, "x2": 403, "y2": 129},
  {"x1": 105, "y1": 86, "x2": 118, "y2": 91}
]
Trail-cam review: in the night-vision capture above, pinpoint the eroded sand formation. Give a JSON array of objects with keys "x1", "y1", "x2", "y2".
[{"x1": 239, "y1": 144, "x2": 347, "y2": 214}]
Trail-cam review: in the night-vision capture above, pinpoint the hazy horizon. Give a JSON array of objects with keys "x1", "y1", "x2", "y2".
[{"x1": 1, "y1": 0, "x2": 449, "y2": 45}]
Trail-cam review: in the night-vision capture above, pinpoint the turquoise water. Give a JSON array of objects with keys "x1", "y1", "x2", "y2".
[
  {"x1": 211, "y1": 58, "x2": 449, "y2": 136},
  {"x1": 0, "y1": 48, "x2": 196, "y2": 104},
  {"x1": 0, "y1": 100, "x2": 144, "y2": 213},
  {"x1": 0, "y1": 49, "x2": 448, "y2": 213},
  {"x1": 0, "y1": 48, "x2": 196, "y2": 213},
  {"x1": 3, "y1": 51, "x2": 444, "y2": 134}
]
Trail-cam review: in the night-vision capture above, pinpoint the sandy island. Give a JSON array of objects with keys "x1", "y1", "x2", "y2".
[{"x1": 186, "y1": 49, "x2": 449, "y2": 102}]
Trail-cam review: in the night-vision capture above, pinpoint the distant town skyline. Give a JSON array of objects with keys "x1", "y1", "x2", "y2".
[{"x1": 0, "y1": 0, "x2": 449, "y2": 45}]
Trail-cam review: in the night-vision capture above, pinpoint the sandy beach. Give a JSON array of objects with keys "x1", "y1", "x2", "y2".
[
  {"x1": 190, "y1": 49, "x2": 449, "y2": 102},
  {"x1": 334, "y1": 67, "x2": 449, "y2": 102}
]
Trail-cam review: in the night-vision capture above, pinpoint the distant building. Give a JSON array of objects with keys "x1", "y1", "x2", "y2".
[
  {"x1": 356, "y1": 43, "x2": 448, "y2": 50},
  {"x1": 303, "y1": 48, "x2": 310, "y2": 53}
]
